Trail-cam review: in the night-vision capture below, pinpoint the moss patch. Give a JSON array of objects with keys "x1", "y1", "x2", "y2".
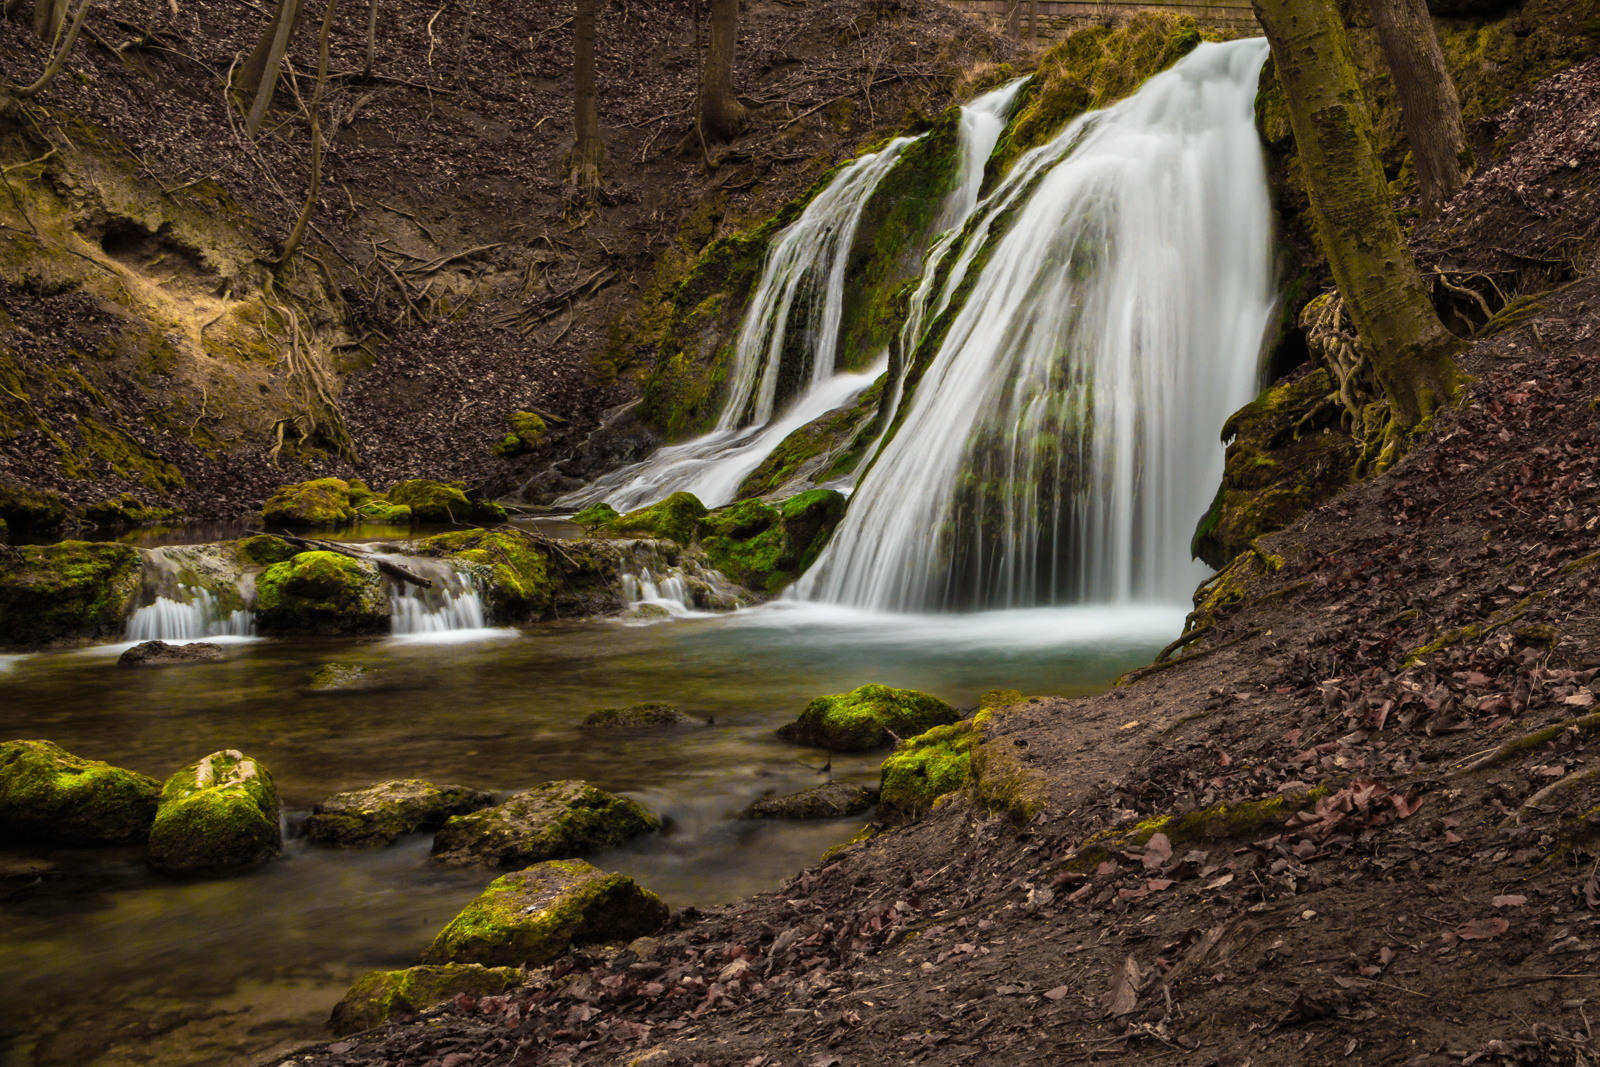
[
  {"x1": 579, "y1": 703, "x2": 691, "y2": 729},
  {"x1": 0, "y1": 739, "x2": 161, "y2": 844},
  {"x1": 254, "y1": 551, "x2": 388, "y2": 635},
  {"x1": 147, "y1": 749, "x2": 281, "y2": 875},
  {"x1": 493, "y1": 411, "x2": 548, "y2": 457},
  {"x1": 386, "y1": 479, "x2": 475, "y2": 524},
  {"x1": 237, "y1": 534, "x2": 299, "y2": 567},
  {"x1": 0, "y1": 540, "x2": 142, "y2": 646},
  {"x1": 777, "y1": 684, "x2": 960, "y2": 752},
  {"x1": 305, "y1": 780, "x2": 495, "y2": 849},
  {"x1": 260, "y1": 478, "x2": 356, "y2": 528},
  {"x1": 736, "y1": 375, "x2": 886, "y2": 498},
  {"x1": 591, "y1": 491, "x2": 709, "y2": 546},
  {"x1": 329, "y1": 964, "x2": 523, "y2": 1036},
  {"x1": 879, "y1": 719, "x2": 982, "y2": 824},
  {"x1": 411, "y1": 528, "x2": 554, "y2": 622},
  {"x1": 430, "y1": 780, "x2": 661, "y2": 869}
]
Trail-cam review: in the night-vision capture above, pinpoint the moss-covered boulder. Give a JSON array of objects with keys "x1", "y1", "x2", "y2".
[
  {"x1": 419, "y1": 859, "x2": 668, "y2": 967},
  {"x1": 743, "y1": 782, "x2": 878, "y2": 820},
  {"x1": 254, "y1": 551, "x2": 389, "y2": 636},
  {"x1": 0, "y1": 740, "x2": 161, "y2": 844},
  {"x1": 387, "y1": 480, "x2": 500, "y2": 524},
  {"x1": 0, "y1": 481, "x2": 70, "y2": 533},
  {"x1": 493, "y1": 412, "x2": 549, "y2": 458},
  {"x1": 590, "y1": 492, "x2": 708, "y2": 546},
  {"x1": 353, "y1": 500, "x2": 413, "y2": 525},
  {"x1": 306, "y1": 780, "x2": 495, "y2": 849},
  {"x1": 878, "y1": 719, "x2": 982, "y2": 825},
  {"x1": 238, "y1": 534, "x2": 300, "y2": 567},
  {"x1": 260, "y1": 478, "x2": 356, "y2": 528},
  {"x1": 411, "y1": 529, "x2": 553, "y2": 621},
  {"x1": 572, "y1": 502, "x2": 619, "y2": 527},
  {"x1": 328, "y1": 964, "x2": 522, "y2": 1036},
  {"x1": 1191, "y1": 364, "x2": 1357, "y2": 570},
  {"x1": 696, "y1": 489, "x2": 846, "y2": 594},
  {"x1": 579, "y1": 703, "x2": 690, "y2": 729},
  {"x1": 736, "y1": 378, "x2": 886, "y2": 499},
  {"x1": 430, "y1": 780, "x2": 660, "y2": 869},
  {"x1": 147, "y1": 749, "x2": 281, "y2": 875},
  {"x1": 83, "y1": 493, "x2": 180, "y2": 528},
  {"x1": 0, "y1": 541, "x2": 142, "y2": 646},
  {"x1": 776, "y1": 684, "x2": 959, "y2": 752}
]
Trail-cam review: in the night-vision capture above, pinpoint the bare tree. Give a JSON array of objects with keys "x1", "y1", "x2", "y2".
[
  {"x1": 240, "y1": 0, "x2": 302, "y2": 138},
  {"x1": 564, "y1": 0, "x2": 603, "y2": 202},
  {"x1": 362, "y1": 0, "x2": 378, "y2": 76},
  {"x1": 279, "y1": 0, "x2": 336, "y2": 264},
  {"x1": 698, "y1": 0, "x2": 747, "y2": 141},
  {"x1": 9, "y1": 0, "x2": 90, "y2": 99},
  {"x1": 1365, "y1": 0, "x2": 1468, "y2": 217},
  {"x1": 1005, "y1": 0, "x2": 1021, "y2": 39}
]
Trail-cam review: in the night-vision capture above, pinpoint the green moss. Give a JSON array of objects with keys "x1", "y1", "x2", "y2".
[
  {"x1": 260, "y1": 478, "x2": 356, "y2": 528},
  {"x1": 329, "y1": 964, "x2": 523, "y2": 1036},
  {"x1": 579, "y1": 703, "x2": 689, "y2": 729},
  {"x1": 237, "y1": 534, "x2": 299, "y2": 567},
  {"x1": 572, "y1": 502, "x2": 619, "y2": 527},
  {"x1": 420, "y1": 859, "x2": 669, "y2": 968},
  {"x1": 879, "y1": 720, "x2": 980, "y2": 824},
  {"x1": 347, "y1": 480, "x2": 376, "y2": 507},
  {"x1": 777, "y1": 684, "x2": 960, "y2": 752},
  {"x1": 494, "y1": 412, "x2": 549, "y2": 457},
  {"x1": 305, "y1": 780, "x2": 493, "y2": 848},
  {"x1": 820, "y1": 822, "x2": 877, "y2": 862},
  {"x1": 147, "y1": 749, "x2": 281, "y2": 875},
  {"x1": 411, "y1": 528, "x2": 554, "y2": 622},
  {"x1": 738, "y1": 376, "x2": 888, "y2": 499},
  {"x1": 254, "y1": 551, "x2": 388, "y2": 635},
  {"x1": 75, "y1": 417, "x2": 186, "y2": 492},
  {"x1": 0, "y1": 540, "x2": 142, "y2": 646},
  {"x1": 430, "y1": 780, "x2": 661, "y2": 869},
  {"x1": 386, "y1": 479, "x2": 474, "y2": 524},
  {"x1": 0, "y1": 481, "x2": 70, "y2": 532},
  {"x1": 0, "y1": 739, "x2": 161, "y2": 844},
  {"x1": 353, "y1": 500, "x2": 413, "y2": 524},
  {"x1": 591, "y1": 491, "x2": 708, "y2": 546},
  {"x1": 83, "y1": 493, "x2": 180, "y2": 528},
  {"x1": 980, "y1": 689, "x2": 1024, "y2": 710}
]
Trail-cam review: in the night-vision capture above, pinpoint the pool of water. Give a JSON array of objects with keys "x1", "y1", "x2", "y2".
[{"x1": 0, "y1": 600, "x2": 1183, "y2": 1067}]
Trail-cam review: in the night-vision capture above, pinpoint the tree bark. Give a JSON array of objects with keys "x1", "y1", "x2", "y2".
[
  {"x1": 699, "y1": 0, "x2": 747, "y2": 141},
  {"x1": 241, "y1": 0, "x2": 301, "y2": 138},
  {"x1": 279, "y1": 0, "x2": 336, "y2": 265},
  {"x1": 564, "y1": 0, "x2": 603, "y2": 201},
  {"x1": 1006, "y1": 0, "x2": 1021, "y2": 38},
  {"x1": 30, "y1": 0, "x2": 66, "y2": 41},
  {"x1": 14, "y1": 0, "x2": 89, "y2": 99},
  {"x1": 1365, "y1": 0, "x2": 1468, "y2": 217},
  {"x1": 362, "y1": 0, "x2": 378, "y2": 76},
  {"x1": 1251, "y1": 0, "x2": 1462, "y2": 459}
]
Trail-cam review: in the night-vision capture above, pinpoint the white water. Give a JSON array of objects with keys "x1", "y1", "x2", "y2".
[
  {"x1": 125, "y1": 589, "x2": 256, "y2": 641},
  {"x1": 379, "y1": 555, "x2": 508, "y2": 639},
  {"x1": 799, "y1": 40, "x2": 1275, "y2": 612}
]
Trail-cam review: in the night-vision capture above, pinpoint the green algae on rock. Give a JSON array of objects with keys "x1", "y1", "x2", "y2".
[
  {"x1": 237, "y1": 534, "x2": 300, "y2": 567},
  {"x1": 147, "y1": 749, "x2": 281, "y2": 875},
  {"x1": 590, "y1": 491, "x2": 708, "y2": 546},
  {"x1": 260, "y1": 478, "x2": 357, "y2": 528},
  {"x1": 743, "y1": 782, "x2": 878, "y2": 820},
  {"x1": 0, "y1": 540, "x2": 143, "y2": 646},
  {"x1": 419, "y1": 859, "x2": 668, "y2": 967},
  {"x1": 309, "y1": 662, "x2": 377, "y2": 690},
  {"x1": 386, "y1": 479, "x2": 506, "y2": 524},
  {"x1": 877, "y1": 717, "x2": 986, "y2": 825},
  {"x1": 493, "y1": 411, "x2": 549, "y2": 457},
  {"x1": 254, "y1": 551, "x2": 388, "y2": 636},
  {"x1": 694, "y1": 489, "x2": 847, "y2": 594},
  {"x1": 579, "y1": 703, "x2": 691, "y2": 729},
  {"x1": 412, "y1": 528, "x2": 554, "y2": 621},
  {"x1": 430, "y1": 780, "x2": 660, "y2": 869},
  {"x1": 0, "y1": 739, "x2": 161, "y2": 845},
  {"x1": 305, "y1": 779, "x2": 495, "y2": 849},
  {"x1": 571, "y1": 501, "x2": 620, "y2": 527},
  {"x1": 329, "y1": 964, "x2": 523, "y2": 1036},
  {"x1": 776, "y1": 684, "x2": 959, "y2": 752}
]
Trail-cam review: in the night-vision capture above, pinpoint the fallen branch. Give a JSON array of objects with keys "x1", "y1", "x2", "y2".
[{"x1": 276, "y1": 534, "x2": 433, "y2": 588}]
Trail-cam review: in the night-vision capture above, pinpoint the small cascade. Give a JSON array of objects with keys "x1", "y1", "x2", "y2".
[
  {"x1": 126, "y1": 546, "x2": 256, "y2": 641},
  {"x1": 620, "y1": 567, "x2": 695, "y2": 613},
  {"x1": 126, "y1": 589, "x2": 256, "y2": 641},
  {"x1": 379, "y1": 556, "x2": 493, "y2": 635},
  {"x1": 801, "y1": 40, "x2": 1276, "y2": 611},
  {"x1": 614, "y1": 544, "x2": 748, "y2": 620}
]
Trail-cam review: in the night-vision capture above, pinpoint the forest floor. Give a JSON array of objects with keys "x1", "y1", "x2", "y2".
[{"x1": 281, "y1": 57, "x2": 1600, "y2": 1067}]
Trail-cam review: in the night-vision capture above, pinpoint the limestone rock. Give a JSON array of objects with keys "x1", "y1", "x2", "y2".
[
  {"x1": 306, "y1": 780, "x2": 495, "y2": 849},
  {"x1": 328, "y1": 963, "x2": 522, "y2": 1035},
  {"x1": 429, "y1": 780, "x2": 659, "y2": 869},
  {"x1": 118, "y1": 640, "x2": 224, "y2": 666},
  {"x1": 743, "y1": 782, "x2": 878, "y2": 819},
  {"x1": 579, "y1": 703, "x2": 690, "y2": 729},
  {"x1": 0, "y1": 541, "x2": 142, "y2": 646},
  {"x1": 419, "y1": 859, "x2": 668, "y2": 967},
  {"x1": 260, "y1": 478, "x2": 356, "y2": 528},
  {"x1": 147, "y1": 749, "x2": 281, "y2": 875},
  {"x1": 0, "y1": 740, "x2": 160, "y2": 844},
  {"x1": 254, "y1": 551, "x2": 388, "y2": 636},
  {"x1": 776, "y1": 684, "x2": 959, "y2": 752}
]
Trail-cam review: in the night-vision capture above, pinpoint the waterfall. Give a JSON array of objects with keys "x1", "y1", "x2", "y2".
[
  {"x1": 126, "y1": 546, "x2": 256, "y2": 641},
  {"x1": 799, "y1": 40, "x2": 1276, "y2": 612},
  {"x1": 382, "y1": 557, "x2": 492, "y2": 635}
]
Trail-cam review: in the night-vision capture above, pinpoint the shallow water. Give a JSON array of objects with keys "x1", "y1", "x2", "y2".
[{"x1": 0, "y1": 602, "x2": 1180, "y2": 1066}]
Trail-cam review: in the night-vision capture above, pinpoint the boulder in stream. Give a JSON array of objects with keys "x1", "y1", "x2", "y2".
[
  {"x1": 254, "y1": 551, "x2": 388, "y2": 636},
  {"x1": 0, "y1": 541, "x2": 142, "y2": 646},
  {"x1": 579, "y1": 703, "x2": 691, "y2": 729},
  {"x1": 118, "y1": 640, "x2": 225, "y2": 666},
  {"x1": 429, "y1": 780, "x2": 659, "y2": 869},
  {"x1": 309, "y1": 662, "x2": 378, "y2": 690},
  {"x1": 387, "y1": 479, "x2": 505, "y2": 524},
  {"x1": 0, "y1": 739, "x2": 161, "y2": 844},
  {"x1": 775, "y1": 683, "x2": 959, "y2": 752},
  {"x1": 328, "y1": 963, "x2": 522, "y2": 1035},
  {"x1": 260, "y1": 478, "x2": 357, "y2": 528},
  {"x1": 305, "y1": 780, "x2": 495, "y2": 848},
  {"x1": 147, "y1": 749, "x2": 281, "y2": 875},
  {"x1": 419, "y1": 859, "x2": 668, "y2": 967},
  {"x1": 743, "y1": 782, "x2": 878, "y2": 819}
]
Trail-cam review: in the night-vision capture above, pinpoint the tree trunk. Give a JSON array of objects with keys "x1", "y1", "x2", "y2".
[
  {"x1": 279, "y1": 0, "x2": 336, "y2": 265},
  {"x1": 30, "y1": 0, "x2": 65, "y2": 40},
  {"x1": 241, "y1": 0, "x2": 301, "y2": 137},
  {"x1": 1251, "y1": 0, "x2": 1462, "y2": 462},
  {"x1": 362, "y1": 0, "x2": 378, "y2": 76},
  {"x1": 699, "y1": 0, "x2": 747, "y2": 141},
  {"x1": 564, "y1": 0, "x2": 603, "y2": 201},
  {"x1": 15, "y1": 0, "x2": 89, "y2": 99},
  {"x1": 1006, "y1": 0, "x2": 1021, "y2": 38},
  {"x1": 1365, "y1": 0, "x2": 1468, "y2": 217}
]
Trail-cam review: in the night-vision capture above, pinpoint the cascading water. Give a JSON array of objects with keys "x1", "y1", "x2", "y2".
[
  {"x1": 382, "y1": 556, "x2": 493, "y2": 635},
  {"x1": 125, "y1": 546, "x2": 256, "y2": 641},
  {"x1": 799, "y1": 40, "x2": 1276, "y2": 611}
]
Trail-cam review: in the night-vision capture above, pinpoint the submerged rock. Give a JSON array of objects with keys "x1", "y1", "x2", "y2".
[
  {"x1": 306, "y1": 780, "x2": 495, "y2": 848},
  {"x1": 0, "y1": 740, "x2": 161, "y2": 845},
  {"x1": 776, "y1": 684, "x2": 959, "y2": 752},
  {"x1": 329, "y1": 963, "x2": 522, "y2": 1035},
  {"x1": 260, "y1": 478, "x2": 357, "y2": 528},
  {"x1": 309, "y1": 662, "x2": 377, "y2": 690},
  {"x1": 579, "y1": 703, "x2": 690, "y2": 729},
  {"x1": 118, "y1": 640, "x2": 224, "y2": 666},
  {"x1": 0, "y1": 541, "x2": 143, "y2": 646},
  {"x1": 419, "y1": 859, "x2": 668, "y2": 967},
  {"x1": 147, "y1": 749, "x2": 281, "y2": 875},
  {"x1": 430, "y1": 780, "x2": 659, "y2": 869},
  {"x1": 254, "y1": 551, "x2": 388, "y2": 635},
  {"x1": 743, "y1": 782, "x2": 878, "y2": 820}
]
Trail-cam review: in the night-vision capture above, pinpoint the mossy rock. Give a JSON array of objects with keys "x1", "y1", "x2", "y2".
[
  {"x1": 347, "y1": 480, "x2": 376, "y2": 507},
  {"x1": 980, "y1": 689, "x2": 1024, "y2": 711},
  {"x1": 147, "y1": 749, "x2": 281, "y2": 875},
  {"x1": 329, "y1": 964, "x2": 522, "y2": 1036},
  {"x1": 306, "y1": 780, "x2": 496, "y2": 849},
  {"x1": 387, "y1": 480, "x2": 475, "y2": 524},
  {"x1": 878, "y1": 720, "x2": 982, "y2": 824},
  {"x1": 429, "y1": 780, "x2": 660, "y2": 869},
  {"x1": 0, "y1": 739, "x2": 160, "y2": 845},
  {"x1": 260, "y1": 478, "x2": 356, "y2": 528},
  {"x1": 579, "y1": 703, "x2": 691, "y2": 729},
  {"x1": 780, "y1": 489, "x2": 847, "y2": 571},
  {"x1": 776, "y1": 684, "x2": 960, "y2": 752},
  {"x1": 254, "y1": 551, "x2": 388, "y2": 636},
  {"x1": 572, "y1": 502, "x2": 619, "y2": 527},
  {"x1": 743, "y1": 782, "x2": 878, "y2": 820},
  {"x1": 591, "y1": 492, "x2": 708, "y2": 546},
  {"x1": 419, "y1": 859, "x2": 668, "y2": 967},
  {"x1": 0, "y1": 541, "x2": 143, "y2": 646},
  {"x1": 237, "y1": 534, "x2": 299, "y2": 567},
  {"x1": 697, "y1": 490, "x2": 847, "y2": 594},
  {"x1": 353, "y1": 501, "x2": 413, "y2": 524},
  {"x1": 493, "y1": 412, "x2": 549, "y2": 458},
  {"x1": 411, "y1": 529, "x2": 553, "y2": 622},
  {"x1": 736, "y1": 378, "x2": 886, "y2": 499},
  {"x1": 309, "y1": 662, "x2": 376, "y2": 690},
  {"x1": 0, "y1": 481, "x2": 69, "y2": 533},
  {"x1": 118, "y1": 640, "x2": 224, "y2": 666},
  {"x1": 83, "y1": 493, "x2": 180, "y2": 528}
]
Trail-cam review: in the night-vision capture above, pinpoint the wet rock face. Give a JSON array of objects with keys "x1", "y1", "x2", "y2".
[
  {"x1": 118, "y1": 640, "x2": 224, "y2": 666},
  {"x1": 419, "y1": 859, "x2": 668, "y2": 968},
  {"x1": 253, "y1": 551, "x2": 389, "y2": 636},
  {"x1": 429, "y1": 780, "x2": 660, "y2": 870},
  {"x1": 0, "y1": 739, "x2": 161, "y2": 845},
  {"x1": 305, "y1": 780, "x2": 496, "y2": 849},
  {"x1": 147, "y1": 749, "x2": 281, "y2": 875},
  {"x1": 0, "y1": 541, "x2": 143, "y2": 647},
  {"x1": 328, "y1": 964, "x2": 523, "y2": 1036},
  {"x1": 742, "y1": 782, "x2": 879, "y2": 819},
  {"x1": 260, "y1": 478, "x2": 357, "y2": 528},
  {"x1": 776, "y1": 683, "x2": 960, "y2": 752},
  {"x1": 579, "y1": 703, "x2": 691, "y2": 729}
]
